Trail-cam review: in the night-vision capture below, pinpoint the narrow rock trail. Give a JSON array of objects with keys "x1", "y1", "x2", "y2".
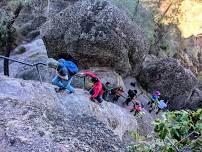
[{"x1": 123, "y1": 76, "x2": 158, "y2": 135}]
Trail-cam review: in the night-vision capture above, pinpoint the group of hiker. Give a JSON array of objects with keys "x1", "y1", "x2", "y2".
[{"x1": 47, "y1": 58, "x2": 167, "y2": 115}]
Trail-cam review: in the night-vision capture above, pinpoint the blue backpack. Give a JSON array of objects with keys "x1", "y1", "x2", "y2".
[{"x1": 58, "y1": 59, "x2": 78, "y2": 76}]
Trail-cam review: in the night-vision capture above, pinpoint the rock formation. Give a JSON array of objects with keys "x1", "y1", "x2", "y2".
[
  {"x1": 138, "y1": 56, "x2": 198, "y2": 110},
  {"x1": 14, "y1": 0, "x2": 48, "y2": 41},
  {"x1": 7, "y1": 39, "x2": 52, "y2": 82},
  {"x1": 41, "y1": 0, "x2": 149, "y2": 76},
  {"x1": 0, "y1": 76, "x2": 139, "y2": 151}
]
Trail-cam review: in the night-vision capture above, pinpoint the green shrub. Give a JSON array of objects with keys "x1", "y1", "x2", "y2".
[
  {"x1": 17, "y1": 46, "x2": 26, "y2": 54},
  {"x1": 111, "y1": 0, "x2": 156, "y2": 43},
  {"x1": 129, "y1": 109, "x2": 202, "y2": 152}
]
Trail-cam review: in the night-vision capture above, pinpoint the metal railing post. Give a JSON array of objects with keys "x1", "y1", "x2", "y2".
[
  {"x1": 83, "y1": 76, "x2": 86, "y2": 90},
  {"x1": 35, "y1": 65, "x2": 43, "y2": 84},
  {"x1": 0, "y1": 55, "x2": 46, "y2": 85}
]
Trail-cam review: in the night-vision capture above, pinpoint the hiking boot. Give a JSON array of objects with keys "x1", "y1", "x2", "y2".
[{"x1": 55, "y1": 88, "x2": 65, "y2": 92}]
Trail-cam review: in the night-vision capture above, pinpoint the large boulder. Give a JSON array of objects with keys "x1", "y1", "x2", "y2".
[
  {"x1": 14, "y1": 0, "x2": 48, "y2": 41},
  {"x1": 138, "y1": 56, "x2": 198, "y2": 110},
  {"x1": 0, "y1": 76, "x2": 139, "y2": 151},
  {"x1": 47, "y1": 0, "x2": 77, "y2": 17},
  {"x1": 41, "y1": 0, "x2": 149, "y2": 76},
  {"x1": 8, "y1": 39, "x2": 52, "y2": 82},
  {"x1": 189, "y1": 88, "x2": 202, "y2": 110}
]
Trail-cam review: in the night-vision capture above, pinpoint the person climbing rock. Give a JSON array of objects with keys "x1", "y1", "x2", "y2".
[
  {"x1": 130, "y1": 101, "x2": 142, "y2": 116},
  {"x1": 102, "y1": 82, "x2": 113, "y2": 101},
  {"x1": 123, "y1": 89, "x2": 137, "y2": 106},
  {"x1": 111, "y1": 86, "x2": 124, "y2": 102},
  {"x1": 148, "y1": 90, "x2": 160, "y2": 106},
  {"x1": 156, "y1": 99, "x2": 167, "y2": 114},
  {"x1": 148, "y1": 91, "x2": 161, "y2": 113},
  {"x1": 79, "y1": 71, "x2": 104, "y2": 104},
  {"x1": 47, "y1": 58, "x2": 78, "y2": 93}
]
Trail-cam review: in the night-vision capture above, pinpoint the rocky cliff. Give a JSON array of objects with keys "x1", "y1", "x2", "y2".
[{"x1": 0, "y1": 76, "x2": 140, "y2": 152}]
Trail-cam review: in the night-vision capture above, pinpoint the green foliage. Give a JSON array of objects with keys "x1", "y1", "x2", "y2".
[
  {"x1": 0, "y1": 9, "x2": 14, "y2": 53},
  {"x1": 0, "y1": 0, "x2": 31, "y2": 54},
  {"x1": 129, "y1": 131, "x2": 146, "y2": 141},
  {"x1": 129, "y1": 109, "x2": 202, "y2": 152},
  {"x1": 17, "y1": 46, "x2": 26, "y2": 54},
  {"x1": 8, "y1": 0, "x2": 31, "y2": 7},
  {"x1": 111, "y1": 0, "x2": 156, "y2": 43}
]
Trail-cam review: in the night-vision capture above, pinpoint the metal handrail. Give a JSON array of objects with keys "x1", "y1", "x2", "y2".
[
  {"x1": 0, "y1": 55, "x2": 87, "y2": 87},
  {"x1": 0, "y1": 55, "x2": 46, "y2": 83}
]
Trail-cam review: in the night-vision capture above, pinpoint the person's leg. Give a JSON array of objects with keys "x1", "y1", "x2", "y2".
[
  {"x1": 102, "y1": 92, "x2": 107, "y2": 101},
  {"x1": 156, "y1": 108, "x2": 161, "y2": 114},
  {"x1": 113, "y1": 95, "x2": 118, "y2": 102},
  {"x1": 125, "y1": 98, "x2": 131, "y2": 105},
  {"x1": 51, "y1": 76, "x2": 64, "y2": 88},
  {"x1": 96, "y1": 95, "x2": 103, "y2": 103},
  {"x1": 63, "y1": 77, "x2": 75, "y2": 93},
  {"x1": 134, "y1": 110, "x2": 137, "y2": 116},
  {"x1": 130, "y1": 109, "x2": 134, "y2": 113}
]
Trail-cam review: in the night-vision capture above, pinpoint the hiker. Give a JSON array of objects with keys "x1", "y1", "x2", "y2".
[
  {"x1": 156, "y1": 99, "x2": 167, "y2": 114},
  {"x1": 111, "y1": 86, "x2": 124, "y2": 102},
  {"x1": 79, "y1": 71, "x2": 104, "y2": 104},
  {"x1": 130, "y1": 101, "x2": 142, "y2": 116},
  {"x1": 148, "y1": 91, "x2": 161, "y2": 113},
  {"x1": 102, "y1": 82, "x2": 113, "y2": 101},
  {"x1": 148, "y1": 90, "x2": 160, "y2": 106},
  {"x1": 47, "y1": 58, "x2": 78, "y2": 93},
  {"x1": 123, "y1": 89, "x2": 138, "y2": 106}
]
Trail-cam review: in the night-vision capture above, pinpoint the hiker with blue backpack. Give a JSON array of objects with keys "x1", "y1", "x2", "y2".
[
  {"x1": 155, "y1": 99, "x2": 167, "y2": 114},
  {"x1": 47, "y1": 58, "x2": 78, "y2": 93}
]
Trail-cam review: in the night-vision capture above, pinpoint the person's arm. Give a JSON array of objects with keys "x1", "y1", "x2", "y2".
[
  {"x1": 83, "y1": 71, "x2": 97, "y2": 78},
  {"x1": 56, "y1": 70, "x2": 68, "y2": 80}
]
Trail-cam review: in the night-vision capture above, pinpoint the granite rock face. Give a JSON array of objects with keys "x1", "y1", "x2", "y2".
[
  {"x1": 41, "y1": 0, "x2": 149, "y2": 76},
  {"x1": 138, "y1": 57, "x2": 198, "y2": 110},
  {"x1": 47, "y1": 0, "x2": 78, "y2": 17},
  {"x1": 0, "y1": 76, "x2": 139, "y2": 151},
  {"x1": 189, "y1": 88, "x2": 202, "y2": 110},
  {"x1": 7, "y1": 39, "x2": 52, "y2": 82},
  {"x1": 14, "y1": 0, "x2": 48, "y2": 41}
]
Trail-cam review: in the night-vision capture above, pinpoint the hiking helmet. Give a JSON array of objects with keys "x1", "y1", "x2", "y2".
[
  {"x1": 154, "y1": 90, "x2": 161, "y2": 96},
  {"x1": 91, "y1": 77, "x2": 99, "y2": 83}
]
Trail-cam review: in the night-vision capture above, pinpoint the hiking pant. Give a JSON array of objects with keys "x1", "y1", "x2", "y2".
[
  {"x1": 124, "y1": 97, "x2": 132, "y2": 105},
  {"x1": 52, "y1": 76, "x2": 74, "y2": 93},
  {"x1": 156, "y1": 108, "x2": 162, "y2": 114},
  {"x1": 89, "y1": 89, "x2": 103, "y2": 103},
  {"x1": 113, "y1": 95, "x2": 120, "y2": 102},
  {"x1": 130, "y1": 109, "x2": 138, "y2": 116},
  {"x1": 103, "y1": 91, "x2": 110, "y2": 101}
]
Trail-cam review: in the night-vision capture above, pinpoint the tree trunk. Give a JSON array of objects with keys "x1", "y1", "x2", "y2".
[
  {"x1": 134, "y1": 0, "x2": 140, "y2": 16},
  {"x1": 3, "y1": 3, "x2": 23, "y2": 76},
  {"x1": 3, "y1": 30, "x2": 12, "y2": 76}
]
